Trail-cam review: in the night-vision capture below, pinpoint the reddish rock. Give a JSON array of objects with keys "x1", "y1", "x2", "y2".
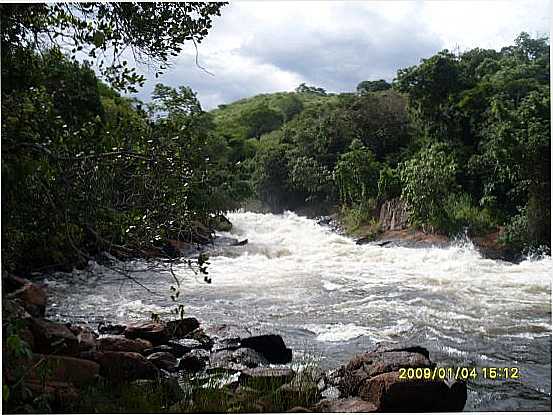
[
  {"x1": 124, "y1": 321, "x2": 168, "y2": 345},
  {"x1": 7, "y1": 279, "x2": 47, "y2": 318},
  {"x1": 68, "y1": 325, "x2": 98, "y2": 352},
  {"x1": 313, "y1": 398, "x2": 377, "y2": 413},
  {"x1": 98, "y1": 335, "x2": 152, "y2": 353},
  {"x1": 29, "y1": 354, "x2": 100, "y2": 386},
  {"x1": 92, "y1": 351, "x2": 159, "y2": 381},
  {"x1": 29, "y1": 318, "x2": 79, "y2": 356},
  {"x1": 166, "y1": 317, "x2": 200, "y2": 338}
]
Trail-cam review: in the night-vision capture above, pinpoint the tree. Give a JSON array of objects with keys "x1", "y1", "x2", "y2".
[
  {"x1": 0, "y1": 2, "x2": 227, "y2": 92},
  {"x1": 295, "y1": 83, "x2": 327, "y2": 95},
  {"x1": 240, "y1": 104, "x2": 283, "y2": 139},
  {"x1": 356, "y1": 79, "x2": 391, "y2": 94},
  {"x1": 334, "y1": 140, "x2": 381, "y2": 205},
  {"x1": 399, "y1": 143, "x2": 458, "y2": 230}
]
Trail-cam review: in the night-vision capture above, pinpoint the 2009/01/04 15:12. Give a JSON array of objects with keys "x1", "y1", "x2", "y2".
[{"x1": 398, "y1": 366, "x2": 521, "y2": 381}]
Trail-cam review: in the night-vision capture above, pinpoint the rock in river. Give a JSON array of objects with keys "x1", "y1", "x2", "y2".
[{"x1": 240, "y1": 334, "x2": 293, "y2": 364}]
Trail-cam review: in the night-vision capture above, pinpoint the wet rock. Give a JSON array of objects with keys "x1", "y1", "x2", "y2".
[
  {"x1": 91, "y1": 351, "x2": 159, "y2": 381},
  {"x1": 147, "y1": 351, "x2": 178, "y2": 371},
  {"x1": 241, "y1": 334, "x2": 293, "y2": 364},
  {"x1": 166, "y1": 318, "x2": 200, "y2": 338},
  {"x1": 124, "y1": 321, "x2": 168, "y2": 345},
  {"x1": 98, "y1": 335, "x2": 152, "y2": 353},
  {"x1": 239, "y1": 368, "x2": 295, "y2": 387},
  {"x1": 321, "y1": 386, "x2": 341, "y2": 400},
  {"x1": 29, "y1": 318, "x2": 80, "y2": 356},
  {"x1": 231, "y1": 239, "x2": 248, "y2": 246},
  {"x1": 358, "y1": 371, "x2": 467, "y2": 412},
  {"x1": 68, "y1": 325, "x2": 98, "y2": 352},
  {"x1": 29, "y1": 354, "x2": 100, "y2": 387},
  {"x1": 142, "y1": 344, "x2": 175, "y2": 356},
  {"x1": 170, "y1": 338, "x2": 205, "y2": 353},
  {"x1": 210, "y1": 214, "x2": 233, "y2": 232},
  {"x1": 313, "y1": 398, "x2": 377, "y2": 413},
  {"x1": 98, "y1": 323, "x2": 126, "y2": 335},
  {"x1": 210, "y1": 348, "x2": 269, "y2": 372},
  {"x1": 184, "y1": 328, "x2": 214, "y2": 349},
  {"x1": 178, "y1": 350, "x2": 207, "y2": 373},
  {"x1": 212, "y1": 337, "x2": 241, "y2": 353},
  {"x1": 6, "y1": 278, "x2": 47, "y2": 318}
]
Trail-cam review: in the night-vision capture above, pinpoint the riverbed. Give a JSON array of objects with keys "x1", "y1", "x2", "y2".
[{"x1": 44, "y1": 211, "x2": 552, "y2": 411}]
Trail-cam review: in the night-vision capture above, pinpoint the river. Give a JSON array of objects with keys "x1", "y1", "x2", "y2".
[{"x1": 44, "y1": 211, "x2": 552, "y2": 411}]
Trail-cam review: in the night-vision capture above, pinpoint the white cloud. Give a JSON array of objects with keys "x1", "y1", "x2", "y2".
[{"x1": 130, "y1": 0, "x2": 551, "y2": 109}]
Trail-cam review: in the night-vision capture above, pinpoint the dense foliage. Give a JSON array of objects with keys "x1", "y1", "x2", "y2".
[
  {"x1": 212, "y1": 33, "x2": 549, "y2": 252},
  {"x1": 1, "y1": 3, "x2": 236, "y2": 274}
]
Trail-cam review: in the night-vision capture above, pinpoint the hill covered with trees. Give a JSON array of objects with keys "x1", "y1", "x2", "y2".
[
  {"x1": 211, "y1": 33, "x2": 550, "y2": 256},
  {"x1": 2, "y1": 2, "x2": 550, "y2": 281}
]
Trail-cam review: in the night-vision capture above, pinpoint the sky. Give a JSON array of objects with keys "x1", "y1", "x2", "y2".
[{"x1": 130, "y1": 0, "x2": 551, "y2": 110}]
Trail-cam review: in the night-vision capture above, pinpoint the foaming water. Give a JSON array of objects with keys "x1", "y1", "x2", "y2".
[{"x1": 45, "y1": 211, "x2": 551, "y2": 411}]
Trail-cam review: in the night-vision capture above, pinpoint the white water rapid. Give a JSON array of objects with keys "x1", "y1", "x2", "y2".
[{"x1": 45, "y1": 211, "x2": 552, "y2": 410}]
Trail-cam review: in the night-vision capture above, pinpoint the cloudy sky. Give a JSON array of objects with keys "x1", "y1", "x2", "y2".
[{"x1": 131, "y1": 0, "x2": 551, "y2": 109}]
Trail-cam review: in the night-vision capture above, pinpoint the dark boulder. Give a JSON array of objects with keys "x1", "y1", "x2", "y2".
[
  {"x1": 90, "y1": 351, "x2": 159, "y2": 381},
  {"x1": 336, "y1": 343, "x2": 467, "y2": 412},
  {"x1": 29, "y1": 318, "x2": 80, "y2": 356},
  {"x1": 209, "y1": 347, "x2": 269, "y2": 372},
  {"x1": 29, "y1": 354, "x2": 100, "y2": 387},
  {"x1": 240, "y1": 334, "x2": 292, "y2": 364},
  {"x1": 147, "y1": 351, "x2": 178, "y2": 371},
  {"x1": 98, "y1": 323, "x2": 126, "y2": 336},
  {"x1": 358, "y1": 371, "x2": 467, "y2": 412},
  {"x1": 178, "y1": 349, "x2": 209, "y2": 372}
]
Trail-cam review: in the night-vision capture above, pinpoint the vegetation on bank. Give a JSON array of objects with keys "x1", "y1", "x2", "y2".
[{"x1": 1, "y1": 2, "x2": 550, "y2": 278}]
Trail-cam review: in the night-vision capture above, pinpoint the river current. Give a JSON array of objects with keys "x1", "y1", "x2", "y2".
[{"x1": 44, "y1": 211, "x2": 552, "y2": 411}]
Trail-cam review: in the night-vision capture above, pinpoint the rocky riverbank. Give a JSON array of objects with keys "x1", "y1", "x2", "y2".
[{"x1": 3, "y1": 274, "x2": 468, "y2": 413}]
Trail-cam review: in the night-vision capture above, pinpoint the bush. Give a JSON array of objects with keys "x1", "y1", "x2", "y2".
[
  {"x1": 442, "y1": 192, "x2": 495, "y2": 235},
  {"x1": 400, "y1": 143, "x2": 458, "y2": 230}
]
